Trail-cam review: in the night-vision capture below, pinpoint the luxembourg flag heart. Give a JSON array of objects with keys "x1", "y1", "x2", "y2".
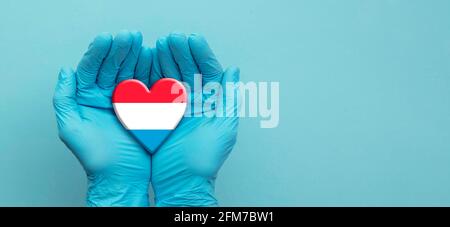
[{"x1": 112, "y1": 79, "x2": 187, "y2": 152}]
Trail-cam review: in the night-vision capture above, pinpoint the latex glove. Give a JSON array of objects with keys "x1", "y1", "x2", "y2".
[
  {"x1": 150, "y1": 33, "x2": 240, "y2": 206},
  {"x1": 53, "y1": 30, "x2": 153, "y2": 207}
]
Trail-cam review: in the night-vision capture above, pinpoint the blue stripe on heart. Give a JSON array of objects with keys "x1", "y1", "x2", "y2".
[{"x1": 130, "y1": 130, "x2": 172, "y2": 153}]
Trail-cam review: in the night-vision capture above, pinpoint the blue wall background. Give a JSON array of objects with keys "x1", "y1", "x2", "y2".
[{"x1": 1, "y1": 0, "x2": 450, "y2": 206}]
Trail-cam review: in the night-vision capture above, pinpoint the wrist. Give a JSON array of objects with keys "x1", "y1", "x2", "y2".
[
  {"x1": 154, "y1": 178, "x2": 218, "y2": 207},
  {"x1": 156, "y1": 194, "x2": 218, "y2": 207},
  {"x1": 86, "y1": 173, "x2": 150, "y2": 207}
]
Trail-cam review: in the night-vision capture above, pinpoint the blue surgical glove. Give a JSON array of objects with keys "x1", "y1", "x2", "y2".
[
  {"x1": 53, "y1": 30, "x2": 153, "y2": 206},
  {"x1": 150, "y1": 33, "x2": 240, "y2": 206}
]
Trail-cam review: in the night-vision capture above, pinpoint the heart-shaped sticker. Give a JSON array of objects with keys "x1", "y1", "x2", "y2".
[{"x1": 113, "y1": 79, "x2": 187, "y2": 152}]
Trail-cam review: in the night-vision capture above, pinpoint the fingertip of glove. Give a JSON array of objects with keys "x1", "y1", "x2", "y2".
[
  {"x1": 224, "y1": 66, "x2": 241, "y2": 82},
  {"x1": 157, "y1": 36, "x2": 168, "y2": 45},
  {"x1": 229, "y1": 66, "x2": 241, "y2": 75},
  {"x1": 229, "y1": 66, "x2": 240, "y2": 74},
  {"x1": 138, "y1": 46, "x2": 153, "y2": 62},
  {"x1": 58, "y1": 67, "x2": 74, "y2": 80},
  {"x1": 115, "y1": 30, "x2": 133, "y2": 45},
  {"x1": 156, "y1": 37, "x2": 170, "y2": 52},
  {"x1": 93, "y1": 32, "x2": 113, "y2": 47},
  {"x1": 169, "y1": 32, "x2": 187, "y2": 44},
  {"x1": 170, "y1": 31, "x2": 185, "y2": 36},
  {"x1": 131, "y1": 30, "x2": 143, "y2": 42},
  {"x1": 169, "y1": 31, "x2": 186, "y2": 40},
  {"x1": 188, "y1": 33, "x2": 206, "y2": 43},
  {"x1": 189, "y1": 33, "x2": 202, "y2": 38},
  {"x1": 188, "y1": 34, "x2": 209, "y2": 52},
  {"x1": 140, "y1": 45, "x2": 152, "y2": 54}
]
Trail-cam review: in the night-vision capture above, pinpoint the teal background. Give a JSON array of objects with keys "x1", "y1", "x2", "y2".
[{"x1": 1, "y1": 0, "x2": 450, "y2": 206}]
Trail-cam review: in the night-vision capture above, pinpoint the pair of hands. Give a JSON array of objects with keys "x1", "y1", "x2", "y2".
[{"x1": 53, "y1": 30, "x2": 240, "y2": 206}]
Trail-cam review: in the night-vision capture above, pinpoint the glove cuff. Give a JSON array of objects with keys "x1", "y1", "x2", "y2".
[
  {"x1": 155, "y1": 188, "x2": 218, "y2": 207},
  {"x1": 86, "y1": 174, "x2": 150, "y2": 207}
]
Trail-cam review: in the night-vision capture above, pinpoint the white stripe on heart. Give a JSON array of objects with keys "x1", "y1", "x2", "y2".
[{"x1": 113, "y1": 103, "x2": 187, "y2": 130}]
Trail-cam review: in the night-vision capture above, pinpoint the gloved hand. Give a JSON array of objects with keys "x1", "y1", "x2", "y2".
[
  {"x1": 53, "y1": 30, "x2": 154, "y2": 206},
  {"x1": 150, "y1": 33, "x2": 240, "y2": 206}
]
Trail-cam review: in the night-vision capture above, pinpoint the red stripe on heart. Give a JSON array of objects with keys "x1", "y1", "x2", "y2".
[{"x1": 112, "y1": 79, "x2": 187, "y2": 103}]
